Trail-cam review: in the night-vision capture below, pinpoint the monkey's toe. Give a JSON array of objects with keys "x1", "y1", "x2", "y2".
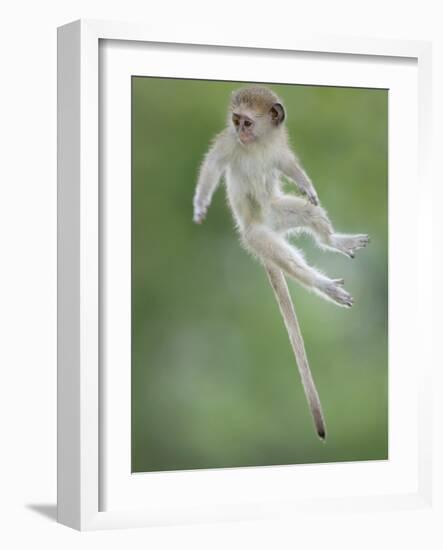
[
  {"x1": 356, "y1": 234, "x2": 370, "y2": 248},
  {"x1": 323, "y1": 280, "x2": 354, "y2": 308}
]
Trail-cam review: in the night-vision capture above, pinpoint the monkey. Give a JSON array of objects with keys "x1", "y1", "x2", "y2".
[{"x1": 192, "y1": 86, "x2": 369, "y2": 440}]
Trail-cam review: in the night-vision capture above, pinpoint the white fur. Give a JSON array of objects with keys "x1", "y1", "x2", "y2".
[
  {"x1": 192, "y1": 90, "x2": 371, "y2": 438},
  {"x1": 193, "y1": 103, "x2": 368, "y2": 307}
]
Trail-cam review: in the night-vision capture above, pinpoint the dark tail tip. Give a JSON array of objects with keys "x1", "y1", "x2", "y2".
[{"x1": 317, "y1": 427, "x2": 326, "y2": 441}]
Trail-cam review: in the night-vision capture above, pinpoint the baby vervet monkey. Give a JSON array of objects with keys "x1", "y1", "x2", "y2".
[{"x1": 193, "y1": 86, "x2": 369, "y2": 439}]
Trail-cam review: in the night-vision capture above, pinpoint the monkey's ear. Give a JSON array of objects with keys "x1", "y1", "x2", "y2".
[{"x1": 270, "y1": 103, "x2": 285, "y2": 125}]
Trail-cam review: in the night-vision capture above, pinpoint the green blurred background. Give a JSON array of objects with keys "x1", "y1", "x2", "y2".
[{"x1": 131, "y1": 77, "x2": 388, "y2": 473}]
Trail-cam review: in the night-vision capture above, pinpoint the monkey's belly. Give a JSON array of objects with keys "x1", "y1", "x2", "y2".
[{"x1": 226, "y1": 184, "x2": 273, "y2": 229}]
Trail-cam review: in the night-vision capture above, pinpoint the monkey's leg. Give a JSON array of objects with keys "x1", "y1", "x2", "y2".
[
  {"x1": 242, "y1": 225, "x2": 353, "y2": 308},
  {"x1": 269, "y1": 196, "x2": 369, "y2": 258},
  {"x1": 265, "y1": 263, "x2": 326, "y2": 440}
]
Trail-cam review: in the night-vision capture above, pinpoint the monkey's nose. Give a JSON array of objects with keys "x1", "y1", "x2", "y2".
[{"x1": 239, "y1": 132, "x2": 254, "y2": 144}]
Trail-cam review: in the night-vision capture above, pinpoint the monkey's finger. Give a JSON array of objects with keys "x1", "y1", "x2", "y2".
[
  {"x1": 193, "y1": 210, "x2": 206, "y2": 224},
  {"x1": 308, "y1": 194, "x2": 319, "y2": 206}
]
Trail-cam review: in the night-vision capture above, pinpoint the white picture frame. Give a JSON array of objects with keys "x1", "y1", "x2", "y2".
[{"x1": 57, "y1": 19, "x2": 433, "y2": 531}]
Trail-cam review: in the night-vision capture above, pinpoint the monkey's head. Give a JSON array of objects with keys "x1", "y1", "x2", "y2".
[{"x1": 229, "y1": 86, "x2": 286, "y2": 145}]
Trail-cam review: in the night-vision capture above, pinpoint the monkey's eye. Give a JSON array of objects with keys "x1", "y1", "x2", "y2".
[
  {"x1": 244, "y1": 120, "x2": 252, "y2": 127},
  {"x1": 232, "y1": 116, "x2": 240, "y2": 126}
]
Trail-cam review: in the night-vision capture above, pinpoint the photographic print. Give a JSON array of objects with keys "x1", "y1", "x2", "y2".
[{"x1": 131, "y1": 77, "x2": 388, "y2": 473}]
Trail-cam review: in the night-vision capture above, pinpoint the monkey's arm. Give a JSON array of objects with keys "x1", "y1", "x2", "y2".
[
  {"x1": 277, "y1": 149, "x2": 319, "y2": 206},
  {"x1": 193, "y1": 136, "x2": 229, "y2": 224}
]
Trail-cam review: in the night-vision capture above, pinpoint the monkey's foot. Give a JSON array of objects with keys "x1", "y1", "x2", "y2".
[
  {"x1": 321, "y1": 279, "x2": 354, "y2": 308},
  {"x1": 331, "y1": 233, "x2": 370, "y2": 259}
]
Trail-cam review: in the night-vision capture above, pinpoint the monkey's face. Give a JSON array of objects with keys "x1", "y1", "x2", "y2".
[
  {"x1": 231, "y1": 102, "x2": 285, "y2": 146},
  {"x1": 232, "y1": 112, "x2": 258, "y2": 145}
]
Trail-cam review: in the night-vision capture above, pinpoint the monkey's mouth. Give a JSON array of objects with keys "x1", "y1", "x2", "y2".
[{"x1": 238, "y1": 133, "x2": 256, "y2": 145}]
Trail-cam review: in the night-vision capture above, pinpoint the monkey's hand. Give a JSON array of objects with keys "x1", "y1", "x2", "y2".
[
  {"x1": 193, "y1": 203, "x2": 208, "y2": 224},
  {"x1": 304, "y1": 187, "x2": 319, "y2": 206}
]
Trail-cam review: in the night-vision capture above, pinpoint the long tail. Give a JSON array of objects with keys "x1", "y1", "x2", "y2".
[{"x1": 265, "y1": 264, "x2": 326, "y2": 440}]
